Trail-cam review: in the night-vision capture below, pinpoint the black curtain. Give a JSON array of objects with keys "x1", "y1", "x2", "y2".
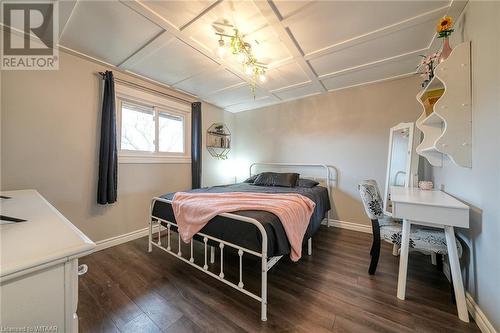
[
  {"x1": 97, "y1": 71, "x2": 118, "y2": 204},
  {"x1": 191, "y1": 102, "x2": 202, "y2": 189}
]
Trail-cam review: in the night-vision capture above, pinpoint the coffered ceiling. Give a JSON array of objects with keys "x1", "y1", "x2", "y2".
[{"x1": 57, "y1": 0, "x2": 467, "y2": 113}]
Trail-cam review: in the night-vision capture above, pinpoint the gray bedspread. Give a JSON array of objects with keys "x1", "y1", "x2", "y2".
[{"x1": 151, "y1": 183, "x2": 330, "y2": 257}]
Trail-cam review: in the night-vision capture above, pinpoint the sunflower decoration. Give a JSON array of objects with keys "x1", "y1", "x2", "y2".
[{"x1": 437, "y1": 16, "x2": 454, "y2": 38}]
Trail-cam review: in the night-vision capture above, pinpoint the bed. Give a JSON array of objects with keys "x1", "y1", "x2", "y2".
[{"x1": 148, "y1": 163, "x2": 336, "y2": 321}]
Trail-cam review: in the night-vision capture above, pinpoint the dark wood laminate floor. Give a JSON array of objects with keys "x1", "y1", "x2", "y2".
[{"x1": 78, "y1": 226, "x2": 480, "y2": 333}]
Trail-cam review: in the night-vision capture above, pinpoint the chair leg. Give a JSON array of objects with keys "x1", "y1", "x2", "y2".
[
  {"x1": 392, "y1": 244, "x2": 399, "y2": 256},
  {"x1": 450, "y1": 279, "x2": 456, "y2": 304},
  {"x1": 436, "y1": 253, "x2": 443, "y2": 271},
  {"x1": 369, "y1": 219, "x2": 381, "y2": 275},
  {"x1": 369, "y1": 243, "x2": 381, "y2": 275}
]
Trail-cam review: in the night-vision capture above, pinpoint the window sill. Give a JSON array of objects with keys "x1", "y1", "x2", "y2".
[{"x1": 118, "y1": 155, "x2": 191, "y2": 164}]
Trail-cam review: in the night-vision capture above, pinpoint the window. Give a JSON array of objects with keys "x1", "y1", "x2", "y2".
[
  {"x1": 159, "y1": 111, "x2": 184, "y2": 153},
  {"x1": 116, "y1": 84, "x2": 191, "y2": 163}
]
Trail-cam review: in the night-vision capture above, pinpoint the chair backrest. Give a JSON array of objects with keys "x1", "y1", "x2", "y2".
[{"x1": 358, "y1": 180, "x2": 384, "y2": 220}]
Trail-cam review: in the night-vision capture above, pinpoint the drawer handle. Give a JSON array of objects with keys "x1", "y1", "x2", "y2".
[{"x1": 78, "y1": 264, "x2": 88, "y2": 276}]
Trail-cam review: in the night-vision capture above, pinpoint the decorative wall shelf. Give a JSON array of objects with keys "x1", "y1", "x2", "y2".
[
  {"x1": 416, "y1": 41, "x2": 472, "y2": 168},
  {"x1": 207, "y1": 123, "x2": 231, "y2": 160}
]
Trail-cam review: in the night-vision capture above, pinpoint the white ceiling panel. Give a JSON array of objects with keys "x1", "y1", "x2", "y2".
[
  {"x1": 206, "y1": 85, "x2": 270, "y2": 108},
  {"x1": 225, "y1": 96, "x2": 281, "y2": 113},
  {"x1": 174, "y1": 69, "x2": 244, "y2": 97},
  {"x1": 183, "y1": 1, "x2": 291, "y2": 65},
  {"x1": 60, "y1": 1, "x2": 163, "y2": 65},
  {"x1": 274, "y1": 83, "x2": 320, "y2": 101},
  {"x1": 139, "y1": 0, "x2": 216, "y2": 30},
  {"x1": 272, "y1": 1, "x2": 314, "y2": 20},
  {"x1": 260, "y1": 62, "x2": 310, "y2": 91},
  {"x1": 58, "y1": 1, "x2": 77, "y2": 36},
  {"x1": 309, "y1": 10, "x2": 446, "y2": 77},
  {"x1": 125, "y1": 38, "x2": 220, "y2": 85},
  {"x1": 280, "y1": 1, "x2": 450, "y2": 54},
  {"x1": 321, "y1": 55, "x2": 418, "y2": 91}
]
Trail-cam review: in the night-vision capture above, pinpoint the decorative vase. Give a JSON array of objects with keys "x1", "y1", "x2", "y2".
[{"x1": 438, "y1": 37, "x2": 452, "y2": 63}]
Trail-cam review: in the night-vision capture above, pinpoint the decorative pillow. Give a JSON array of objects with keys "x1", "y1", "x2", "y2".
[
  {"x1": 297, "y1": 178, "x2": 319, "y2": 188},
  {"x1": 243, "y1": 174, "x2": 259, "y2": 183},
  {"x1": 253, "y1": 172, "x2": 299, "y2": 188}
]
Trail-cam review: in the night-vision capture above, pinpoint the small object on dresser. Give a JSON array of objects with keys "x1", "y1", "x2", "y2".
[{"x1": 419, "y1": 181, "x2": 434, "y2": 190}]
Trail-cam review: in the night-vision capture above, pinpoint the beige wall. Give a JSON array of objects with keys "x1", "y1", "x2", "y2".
[
  {"x1": 201, "y1": 102, "x2": 235, "y2": 187},
  {"x1": 431, "y1": 2, "x2": 500, "y2": 330},
  {"x1": 233, "y1": 76, "x2": 422, "y2": 225},
  {"x1": 0, "y1": 51, "x2": 227, "y2": 242}
]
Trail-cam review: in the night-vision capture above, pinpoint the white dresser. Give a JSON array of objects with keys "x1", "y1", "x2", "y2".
[{"x1": 0, "y1": 190, "x2": 96, "y2": 333}]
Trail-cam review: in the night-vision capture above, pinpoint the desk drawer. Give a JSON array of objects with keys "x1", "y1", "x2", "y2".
[{"x1": 393, "y1": 202, "x2": 469, "y2": 228}]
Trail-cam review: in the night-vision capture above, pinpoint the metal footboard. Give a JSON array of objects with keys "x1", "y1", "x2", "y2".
[{"x1": 149, "y1": 196, "x2": 281, "y2": 321}]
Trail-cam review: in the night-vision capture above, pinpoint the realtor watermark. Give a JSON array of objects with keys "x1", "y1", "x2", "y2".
[
  {"x1": 0, "y1": 326, "x2": 58, "y2": 332},
  {"x1": 1, "y1": 1, "x2": 59, "y2": 70}
]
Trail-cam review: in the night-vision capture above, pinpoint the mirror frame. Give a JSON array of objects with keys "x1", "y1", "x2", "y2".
[{"x1": 383, "y1": 122, "x2": 419, "y2": 216}]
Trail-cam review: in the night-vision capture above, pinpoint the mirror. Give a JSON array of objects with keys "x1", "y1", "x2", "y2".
[{"x1": 383, "y1": 123, "x2": 418, "y2": 215}]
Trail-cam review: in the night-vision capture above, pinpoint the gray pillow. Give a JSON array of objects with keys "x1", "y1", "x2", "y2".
[
  {"x1": 253, "y1": 172, "x2": 299, "y2": 188},
  {"x1": 243, "y1": 174, "x2": 259, "y2": 183},
  {"x1": 297, "y1": 178, "x2": 320, "y2": 188}
]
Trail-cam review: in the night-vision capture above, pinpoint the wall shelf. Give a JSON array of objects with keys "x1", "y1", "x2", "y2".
[
  {"x1": 416, "y1": 41, "x2": 472, "y2": 168},
  {"x1": 206, "y1": 123, "x2": 231, "y2": 160},
  {"x1": 421, "y1": 111, "x2": 444, "y2": 126}
]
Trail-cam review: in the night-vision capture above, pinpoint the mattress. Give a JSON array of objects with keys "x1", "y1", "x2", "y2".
[{"x1": 151, "y1": 183, "x2": 331, "y2": 257}]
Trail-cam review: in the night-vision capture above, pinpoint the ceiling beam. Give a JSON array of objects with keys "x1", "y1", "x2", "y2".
[
  {"x1": 119, "y1": 0, "x2": 280, "y2": 102},
  {"x1": 253, "y1": 0, "x2": 327, "y2": 93}
]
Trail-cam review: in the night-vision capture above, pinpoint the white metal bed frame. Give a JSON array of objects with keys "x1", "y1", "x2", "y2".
[{"x1": 148, "y1": 163, "x2": 336, "y2": 321}]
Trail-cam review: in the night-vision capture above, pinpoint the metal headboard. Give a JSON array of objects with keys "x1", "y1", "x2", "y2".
[{"x1": 249, "y1": 162, "x2": 338, "y2": 221}]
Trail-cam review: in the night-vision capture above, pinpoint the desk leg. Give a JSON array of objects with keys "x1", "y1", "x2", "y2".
[
  {"x1": 444, "y1": 226, "x2": 469, "y2": 322},
  {"x1": 397, "y1": 219, "x2": 411, "y2": 300}
]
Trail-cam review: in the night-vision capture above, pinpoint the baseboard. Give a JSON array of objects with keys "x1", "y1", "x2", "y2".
[
  {"x1": 327, "y1": 219, "x2": 372, "y2": 234},
  {"x1": 95, "y1": 226, "x2": 150, "y2": 252},
  {"x1": 441, "y1": 258, "x2": 496, "y2": 333},
  {"x1": 465, "y1": 292, "x2": 498, "y2": 333}
]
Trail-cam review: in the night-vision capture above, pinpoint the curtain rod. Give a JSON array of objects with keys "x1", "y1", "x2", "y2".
[{"x1": 98, "y1": 71, "x2": 195, "y2": 105}]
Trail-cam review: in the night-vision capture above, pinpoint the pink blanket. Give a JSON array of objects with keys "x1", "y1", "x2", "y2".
[{"x1": 172, "y1": 192, "x2": 316, "y2": 261}]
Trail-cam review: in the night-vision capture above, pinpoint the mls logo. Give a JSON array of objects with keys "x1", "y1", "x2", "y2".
[{"x1": 1, "y1": 1, "x2": 59, "y2": 70}]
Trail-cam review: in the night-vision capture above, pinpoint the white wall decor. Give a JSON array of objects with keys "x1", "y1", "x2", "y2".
[{"x1": 416, "y1": 42, "x2": 472, "y2": 168}]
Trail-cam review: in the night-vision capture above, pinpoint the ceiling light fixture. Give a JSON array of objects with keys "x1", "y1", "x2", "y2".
[
  {"x1": 213, "y1": 23, "x2": 267, "y2": 96},
  {"x1": 217, "y1": 37, "x2": 226, "y2": 58}
]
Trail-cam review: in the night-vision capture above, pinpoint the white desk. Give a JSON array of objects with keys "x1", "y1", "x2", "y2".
[{"x1": 391, "y1": 186, "x2": 470, "y2": 322}]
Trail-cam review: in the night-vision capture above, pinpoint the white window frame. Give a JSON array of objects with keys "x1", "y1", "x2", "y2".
[{"x1": 115, "y1": 84, "x2": 191, "y2": 164}]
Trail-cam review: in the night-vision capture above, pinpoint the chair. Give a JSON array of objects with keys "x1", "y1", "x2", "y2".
[{"x1": 358, "y1": 180, "x2": 463, "y2": 276}]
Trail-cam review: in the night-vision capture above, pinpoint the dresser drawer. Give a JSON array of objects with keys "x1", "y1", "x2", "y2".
[{"x1": 0, "y1": 264, "x2": 66, "y2": 330}]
